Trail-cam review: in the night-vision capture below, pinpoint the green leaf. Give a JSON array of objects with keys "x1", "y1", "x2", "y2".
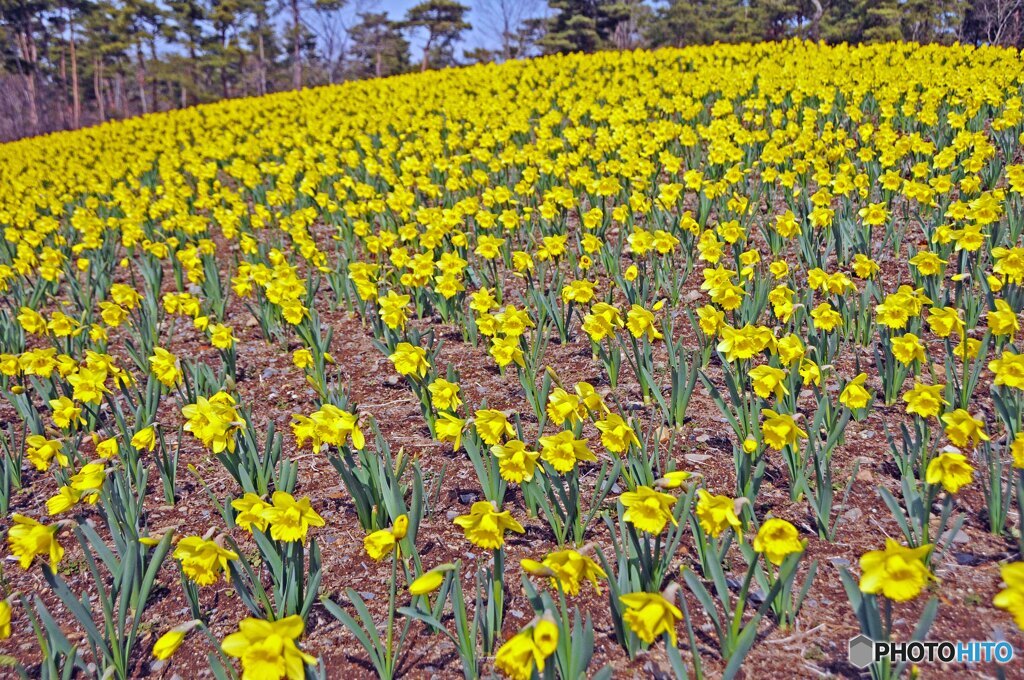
[
  {"x1": 396, "y1": 607, "x2": 460, "y2": 647},
  {"x1": 321, "y1": 596, "x2": 384, "y2": 672},
  {"x1": 681, "y1": 568, "x2": 722, "y2": 641},
  {"x1": 722, "y1": 618, "x2": 759, "y2": 680}
]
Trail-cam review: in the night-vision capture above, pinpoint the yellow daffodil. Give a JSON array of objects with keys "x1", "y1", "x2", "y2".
[
  {"x1": 174, "y1": 536, "x2": 239, "y2": 586},
  {"x1": 994, "y1": 562, "x2": 1024, "y2": 629},
  {"x1": 473, "y1": 409, "x2": 514, "y2": 446},
  {"x1": 262, "y1": 491, "x2": 326, "y2": 543},
  {"x1": 523, "y1": 548, "x2": 607, "y2": 596},
  {"x1": 389, "y1": 342, "x2": 430, "y2": 378},
  {"x1": 620, "y1": 590, "x2": 682, "y2": 645},
  {"x1": 902, "y1": 382, "x2": 947, "y2": 419},
  {"x1": 492, "y1": 439, "x2": 540, "y2": 483},
  {"x1": 428, "y1": 378, "x2": 462, "y2": 411},
  {"x1": 221, "y1": 616, "x2": 316, "y2": 680},
  {"x1": 363, "y1": 514, "x2": 409, "y2": 560},
  {"x1": 620, "y1": 486, "x2": 677, "y2": 534},
  {"x1": 538, "y1": 430, "x2": 597, "y2": 473},
  {"x1": 695, "y1": 490, "x2": 743, "y2": 538},
  {"x1": 8, "y1": 514, "x2": 64, "y2": 570},
  {"x1": 753, "y1": 518, "x2": 804, "y2": 565},
  {"x1": 925, "y1": 451, "x2": 974, "y2": 493},
  {"x1": 941, "y1": 408, "x2": 990, "y2": 448},
  {"x1": 858, "y1": 539, "x2": 932, "y2": 602},
  {"x1": 452, "y1": 500, "x2": 524, "y2": 549},
  {"x1": 840, "y1": 372, "x2": 872, "y2": 410},
  {"x1": 594, "y1": 413, "x2": 640, "y2": 454}
]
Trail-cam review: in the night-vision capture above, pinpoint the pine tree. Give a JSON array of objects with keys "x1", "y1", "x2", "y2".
[
  {"x1": 403, "y1": 0, "x2": 471, "y2": 71},
  {"x1": 163, "y1": 0, "x2": 206, "y2": 104},
  {"x1": 348, "y1": 11, "x2": 409, "y2": 78},
  {"x1": 539, "y1": 0, "x2": 631, "y2": 53}
]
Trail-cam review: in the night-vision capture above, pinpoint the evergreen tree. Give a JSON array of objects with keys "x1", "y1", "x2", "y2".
[
  {"x1": 403, "y1": 0, "x2": 471, "y2": 70},
  {"x1": 163, "y1": 0, "x2": 207, "y2": 104},
  {"x1": 539, "y1": 0, "x2": 631, "y2": 53},
  {"x1": 348, "y1": 11, "x2": 409, "y2": 78}
]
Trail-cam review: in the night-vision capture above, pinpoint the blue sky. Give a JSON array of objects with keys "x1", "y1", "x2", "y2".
[{"x1": 368, "y1": 0, "x2": 547, "y2": 54}]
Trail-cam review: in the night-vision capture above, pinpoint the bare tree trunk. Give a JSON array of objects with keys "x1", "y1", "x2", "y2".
[
  {"x1": 220, "y1": 28, "x2": 230, "y2": 98},
  {"x1": 94, "y1": 58, "x2": 106, "y2": 121},
  {"x1": 291, "y1": 0, "x2": 302, "y2": 89},
  {"x1": 149, "y1": 40, "x2": 159, "y2": 111},
  {"x1": 25, "y1": 71, "x2": 39, "y2": 130},
  {"x1": 69, "y1": 11, "x2": 80, "y2": 128},
  {"x1": 809, "y1": 0, "x2": 823, "y2": 40},
  {"x1": 186, "y1": 43, "x2": 197, "y2": 106},
  {"x1": 135, "y1": 44, "x2": 148, "y2": 114},
  {"x1": 238, "y1": 48, "x2": 247, "y2": 96},
  {"x1": 115, "y1": 71, "x2": 125, "y2": 117},
  {"x1": 257, "y1": 31, "x2": 267, "y2": 96},
  {"x1": 59, "y1": 47, "x2": 69, "y2": 128},
  {"x1": 375, "y1": 46, "x2": 382, "y2": 78},
  {"x1": 15, "y1": 32, "x2": 39, "y2": 130},
  {"x1": 421, "y1": 38, "x2": 432, "y2": 71}
]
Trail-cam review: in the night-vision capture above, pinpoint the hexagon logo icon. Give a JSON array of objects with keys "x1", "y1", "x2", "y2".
[{"x1": 848, "y1": 634, "x2": 875, "y2": 669}]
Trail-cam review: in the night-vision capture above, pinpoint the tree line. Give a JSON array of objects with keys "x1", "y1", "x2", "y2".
[{"x1": 1, "y1": 0, "x2": 1021, "y2": 141}]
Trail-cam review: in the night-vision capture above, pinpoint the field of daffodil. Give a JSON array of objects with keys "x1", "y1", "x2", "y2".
[{"x1": 1, "y1": 39, "x2": 1024, "y2": 679}]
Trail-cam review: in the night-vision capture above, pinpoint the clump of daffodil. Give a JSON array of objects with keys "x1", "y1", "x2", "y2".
[
  {"x1": 494, "y1": 614, "x2": 559, "y2": 680},
  {"x1": 221, "y1": 615, "x2": 316, "y2": 679},
  {"x1": 181, "y1": 391, "x2": 245, "y2": 454}
]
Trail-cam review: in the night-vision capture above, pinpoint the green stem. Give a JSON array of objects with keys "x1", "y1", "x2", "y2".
[
  {"x1": 728, "y1": 558, "x2": 758, "y2": 655},
  {"x1": 387, "y1": 553, "x2": 397, "y2": 676}
]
